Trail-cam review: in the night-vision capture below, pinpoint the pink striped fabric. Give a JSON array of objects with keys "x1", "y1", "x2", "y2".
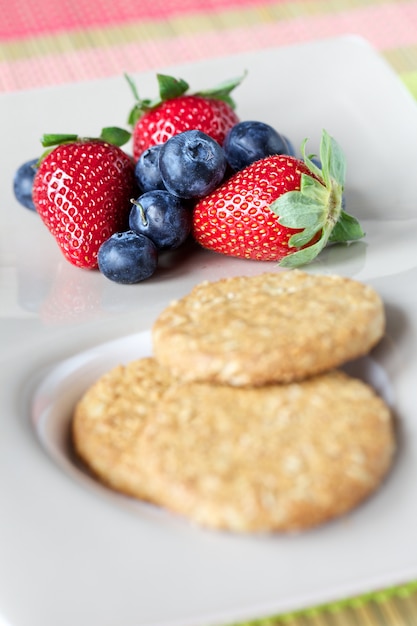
[
  {"x1": 2, "y1": 1, "x2": 417, "y2": 92},
  {"x1": 2, "y1": 0, "x2": 417, "y2": 97},
  {"x1": 0, "y1": 0, "x2": 289, "y2": 39}
]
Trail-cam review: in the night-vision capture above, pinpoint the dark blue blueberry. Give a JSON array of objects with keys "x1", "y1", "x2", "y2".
[
  {"x1": 13, "y1": 158, "x2": 38, "y2": 211},
  {"x1": 134, "y1": 145, "x2": 166, "y2": 192},
  {"x1": 158, "y1": 130, "x2": 227, "y2": 199},
  {"x1": 98, "y1": 230, "x2": 158, "y2": 284},
  {"x1": 282, "y1": 136, "x2": 296, "y2": 157},
  {"x1": 129, "y1": 190, "x2": 191, "y2": 250},
  {"x1": 223, "y1": 121, "x2": 293, "y2": 171}
]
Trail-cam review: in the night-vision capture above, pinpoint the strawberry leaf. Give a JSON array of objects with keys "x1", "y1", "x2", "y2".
[
  {"x1": 300, "y1": 173, "x2": 328, "y2": 203},
  {"x1": 125, "y1": 71, "x2": 245, "y2": 125},
  {"x1": 270, "y1": 191, "x2": 326, "y2": 228},
  {"x1": 196, "y1": 72, "x2": 246, "y2": 109},
  {"x1": 125, "y1": 73, "x2": 189, "y2": 126},
  {"x1": 125, "y1": 73, "x2": 155, "y2": 126},
  {"x1": 288, "y1": 225, "x2": 322, "y2": 248},
  {"x1": 328, "y1": 210, "x2": 365, "y2": 242},
  {"x1": 100, "y1": 126, "x2": 131, "y2": 147},
  {"x1": 301, "y1": 142, "x2": 323, "y2": 181},
  {"x1": 125, "y1": 72, "x2": 140, "y2": 101},
  {"x1": 302, "y1": 131, "x2": 346, "y2": 191},
  {"x1": 157, "y1": 74, "x2": 189, "y2": 100},
  {"x1": 127, "y1": 104, "x2": 146, "y2": 127},
  {"x1": 279, "y1": 231, "x2": 329, "y2": 268},
  {"x1": 321, "y1": 131, "x2": 346, "y2": 188},
  {"x1": 41, "y1": 128, "x2": 131, "y2": 150},
  {"x1": 318, "y1": 131, "x2": 332, "y2": 188},
  {"x1": 41, "y1": 133, "x2": 78, "y2": 147}
]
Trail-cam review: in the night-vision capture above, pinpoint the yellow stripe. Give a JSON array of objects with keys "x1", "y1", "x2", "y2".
[
  {"x1": 383, "y1": 44, "x2": 417, "y2": 73},
  {"x1": 0, "y1": 0, "x2": 410, "y2": 63},
  {"x1": 380, "y1": 46, "x2": 417, "y2": 98},
  {"x1": 351, "y1": 603, "x2": 376, "y2": 626},
  {"x1": 379, "y1": 596, "x2": 408, "y2": 625},
  {"x1": 398, "y1": 70, "x2": 417, "y2": 99},
  {"x1": 229, "y1": 587, "x2": 417, "y2": 625},
  {"x1": 394, "y1": 591, "x2": 417, "y2": 625},
  {"x1": 330, "y1": 605, "x2": 363, "y2": 625},
  {"x1": 308, "y1": 612, "x2": 330, "y2": 626}
]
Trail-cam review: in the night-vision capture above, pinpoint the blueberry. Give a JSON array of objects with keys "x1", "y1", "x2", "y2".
[
  {"x1": 158, "y1": 130, "x2": 227, "y2": 199},
  {"x1": 283, "y1": 136, "x2": 296, "y2": 157},
  {"x1": 98, "y1": 231, "x2": 158, "y2": 284},
  {"x1": 129, "y1": 190, "x2": 191, "y2": 250},
  {"x1": 223, "y1": 121, "x2": 293, "y2": 171},
  {"x1": 13, "y1": 158, "x2": 38, "y2": 211},
  {"x1": 134, "y1": 145, "x2": 166, "y2": 192}
]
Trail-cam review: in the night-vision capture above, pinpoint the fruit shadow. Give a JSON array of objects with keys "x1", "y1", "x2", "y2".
[{"x1": 152, "y1": 236, "x2": 203, "y2": 281}]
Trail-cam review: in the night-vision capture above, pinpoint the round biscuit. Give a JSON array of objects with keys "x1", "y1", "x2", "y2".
[
  {"x1": 139, "y1": 370, "x2": 395, "y2": 532},
  {"x1": 72, "y1": 357, "x2": 175, "y2": 501},
  {"x1": 152, "y1": 271, "x2": 385, "y2": 385}
]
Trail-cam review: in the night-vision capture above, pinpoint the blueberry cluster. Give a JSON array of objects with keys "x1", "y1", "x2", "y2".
[
  {"x1": 98, "y1": 130, "x2": 227, "y2": 284},
  {"x1": 14, "y1": 122, "x2": 295, "y2": 284},
  {"x1": 98, "y1": 123, "x2": 295, "y2": 283}
]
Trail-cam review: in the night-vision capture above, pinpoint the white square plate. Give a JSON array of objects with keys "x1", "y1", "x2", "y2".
[{"x1": 2, "y1": 35, "x2": 417, "y2": 626}]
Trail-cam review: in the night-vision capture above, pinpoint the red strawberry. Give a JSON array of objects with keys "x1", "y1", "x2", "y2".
[
  {"x1": 32, "y1": 128, "x2": 137, "y2": 270},
  {"x1": 126, "y1": 73, "x2": 243, "y2": 161},
  {"x1": 193, "y1": 130, "x2": 364, "y2": 267}
]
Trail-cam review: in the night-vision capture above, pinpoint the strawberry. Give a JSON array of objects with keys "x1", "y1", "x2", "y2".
[
  {"x1": 32, "y1": 128, "x2": 137, "y2": 270},
  {"x1": 192, "y1": 129, "x2": 364, "y2": 267},
  {"x1": 126, "y1": 73, "x2": 243, "y2": 161}
]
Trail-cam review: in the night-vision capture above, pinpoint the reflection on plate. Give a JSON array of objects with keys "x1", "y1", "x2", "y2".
[{"x1": 2, "y1": 35, "x2": 417, "y2": 626}]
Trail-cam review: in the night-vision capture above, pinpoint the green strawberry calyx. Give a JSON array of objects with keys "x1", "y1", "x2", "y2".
[
  {"x1": 196, "y1": 71, "x2": 247, "y2": 108},
  {"x1": 269, "y1": 129, "x2": 364, "y2": 268},
  {"x1": 126, "y1": 71, "x2": 246, "y2": 127},
  {"x1": 38, "y1": 127, "x2": 131, "y2": 163}
]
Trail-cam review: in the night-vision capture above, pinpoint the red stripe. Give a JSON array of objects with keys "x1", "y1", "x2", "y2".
[{"x1": 0, "y1": 0, "x2": 293, "y2": 39}]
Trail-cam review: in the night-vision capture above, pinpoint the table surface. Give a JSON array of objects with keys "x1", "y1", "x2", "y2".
[{"x1": 1, "y1": 1, "x2": 417, "y2": 625}]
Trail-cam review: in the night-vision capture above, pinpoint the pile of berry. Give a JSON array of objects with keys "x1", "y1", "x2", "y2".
[{"x1": 13, "y1": 73, "x2": 364, "y2": 284}]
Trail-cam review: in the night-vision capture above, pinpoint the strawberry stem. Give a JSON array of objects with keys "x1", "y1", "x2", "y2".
[{"x1": 130, "y1": 199, "x2": 148, "y2": 226}]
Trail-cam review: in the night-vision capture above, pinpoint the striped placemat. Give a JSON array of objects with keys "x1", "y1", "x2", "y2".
[
  {"x1": 1, "y1": 1, "x2": 417, "y2": 624},
  {"x1": 1, "y1": 0, "x2": 417, "y2": 97},
  {"x1": 229, "y1": 581, "x2": 417, "y2": 625}
]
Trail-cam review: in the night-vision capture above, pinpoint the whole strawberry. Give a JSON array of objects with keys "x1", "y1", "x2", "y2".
[
  {"x1": 193, "y1": 129, "x2": 364, "y2": 267},
  {"x1": 127, "y1": 73, "x2": 243, "y2": 161},
  {"x1": 32, "y1": 128, "x2": 137, "y2": 269}
]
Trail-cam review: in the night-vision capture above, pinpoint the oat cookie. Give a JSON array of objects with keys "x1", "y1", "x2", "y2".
[
  {"x1": 139, "y1": 370, "x2": 395, "y2": 532},
  {"x1": 152, "y1": 271, "x2": 385, "y2": 385},
  {"x1": 72, "y1": 357, "x2": 175, "y2": 501}
]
